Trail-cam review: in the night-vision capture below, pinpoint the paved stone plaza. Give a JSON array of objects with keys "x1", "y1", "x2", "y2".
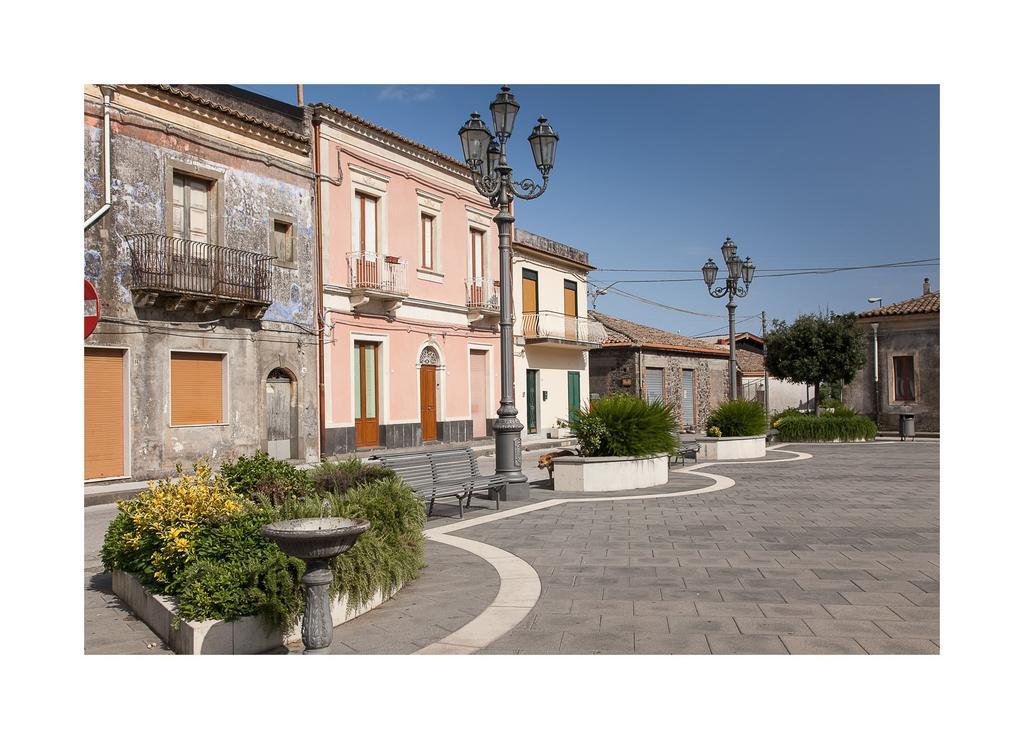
[{"x1": 85, "y1": 442, "x2": 939, "y2": 655}]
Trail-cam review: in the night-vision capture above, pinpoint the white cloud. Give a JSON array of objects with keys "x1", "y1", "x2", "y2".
[{"x1": 377, "y1": 86, "x2": 436, "y2": 103}]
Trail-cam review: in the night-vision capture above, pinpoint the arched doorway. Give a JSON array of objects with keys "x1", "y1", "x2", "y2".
[
  {"x1": 418, "y1": 346, "x2": 440, "y2": 442},
  {"x1": 266, "y1": 368, "x2": 297, "y2": 460}
]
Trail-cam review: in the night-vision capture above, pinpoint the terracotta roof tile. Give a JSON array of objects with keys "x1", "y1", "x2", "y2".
[
  {"x1": 150, "y1": 85, "x2": 310, "y2": 143},
  {"x1": 860, "y1": 291, "x2": 939, "y2": 318},
  {"x1": 590, "y1": 311, "x2": 728, "y2": 355}
]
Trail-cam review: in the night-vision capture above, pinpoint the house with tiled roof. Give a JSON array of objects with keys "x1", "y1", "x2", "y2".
[
  {"x1": 587, "y1": 312, "x2": 731, "y2": 432},
  {"x1": 846, "y1": 278, "x2": 940, "y2": 433},
  {"x1": 701, "y1": 332, "x2": 815, "y2": 413}
]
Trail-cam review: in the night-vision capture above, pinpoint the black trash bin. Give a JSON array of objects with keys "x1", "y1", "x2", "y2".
[{"x1": 899, "y1": 413, "x2": 915, "y2": 441}]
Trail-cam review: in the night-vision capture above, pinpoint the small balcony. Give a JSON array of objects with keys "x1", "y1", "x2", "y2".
[
  {"x1": 347, "y1": 252, "x2": 408, "y2": 311},
  {"x1": 466, "y1": 277, "x2": 500, "y2": 323},
  {"x1": 127, "y1": 233, "x2": 273, "y2": 318},
  {"x1": 519, "y1": 311, "x2": 608, "y2": 348}
]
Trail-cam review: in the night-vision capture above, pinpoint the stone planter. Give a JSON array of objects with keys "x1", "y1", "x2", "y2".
[
  {"x1": 553, "y1": 454, "x2": 669, "y2": 492},
  {"x1": 112, "y1": 569, "x2": 401, "y2": 654},
  {"x1": 696, "y1": 434, "x2": 766, "y2": 460}
]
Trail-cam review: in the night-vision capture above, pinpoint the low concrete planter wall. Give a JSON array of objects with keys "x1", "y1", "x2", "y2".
[
  {"x1": 697, "y1": 435, "x2": 766, "y2": 460},
  {"x1": 112, "y1": 569, "x2": 400, "y2": 654},
  {"x1": 553, "y1": 454, "x2": 669, "y2": 492}
]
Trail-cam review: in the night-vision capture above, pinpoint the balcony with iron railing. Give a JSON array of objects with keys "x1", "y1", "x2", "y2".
[
  {"x1": 127, "y1": 233, "x2": 274, "y2": 317},
  {"x1": 466, "y1": 277, "x2": 500, "y2": 322},
  {"x1": 346, "y1": 252, "x2": 408, "y2": 310},
  {"x1": 518, "y1": 310, "x2": 608, "y2": 348}
]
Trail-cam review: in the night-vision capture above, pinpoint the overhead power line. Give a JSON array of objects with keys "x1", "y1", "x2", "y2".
[{"x1": 591, "y1": 257, "x2": 939, "y2": 278}]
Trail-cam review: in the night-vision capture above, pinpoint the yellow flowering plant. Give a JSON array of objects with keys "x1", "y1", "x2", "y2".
[{"x1": 101, "y1": 461, "x2": 251, "y2": 589}]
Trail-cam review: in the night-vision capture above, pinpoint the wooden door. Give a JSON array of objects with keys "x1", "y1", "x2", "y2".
[
  {"x1": 563, "y1": 280, "x2": 578, "y2": 340},
  {"x1": 568, "y1": 371, "x2": 581, "y2": 423},
  {"x1": 85, "y1": 348, "x2": 125, "y2": 479},
  {"x1": 526, "y1": 369, "x2": 539, "y2": 434},
  {"x1": 354, "y1": 342, "x2": 379, "y2": 448},
  {"x1": 470, "y1": 350, "x2": 487, "y2": 438},
  {"x1": 419, "y1": 364, "x2": 437, "y2": 442},
  {"x1": 266, "y1": 371, "x2": 295, "y2": 460}
]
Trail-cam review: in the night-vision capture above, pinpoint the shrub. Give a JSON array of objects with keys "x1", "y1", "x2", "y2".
[
  {"x1": 707, "y1": 399, "x2": 767, "y2": 437},
  {"x1": 770, "y1": 407, "x2": 805, "y2": 428},
  {"x1": 707, "y1": 426, "x2": 722, "y2": 438},
  {"x1": 774, "y1": 414, "x2": 877, "y2": 442},
  {"x1": 572, "y1": 413, "x2": 610, "y2": 457},
  {"x1": 100, "y1": 461, "x2": 251, "y2": 589},
  {"x1": 309, "y1": 457, "x2": 394, "y2": 496},
  {"x1": 268, "y1": 477, "x2": 426, "y2": 613},
  {"x1": 569, "y1": 394, "x2": 677, "y2": 457},
  {"x1": 218, "y1": 451, "x2": 315, "y2": 505}
]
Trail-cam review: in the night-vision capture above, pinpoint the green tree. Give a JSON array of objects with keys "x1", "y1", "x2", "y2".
[{"x1": 764, "y1": 311, "x2": 866, "y2": 413}]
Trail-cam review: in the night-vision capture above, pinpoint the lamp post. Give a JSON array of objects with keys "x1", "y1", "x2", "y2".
[
  {"x1": 868, "y1": 296, "x2": 882, "y2": 426},
  {"x1": 702, "y1": 237, "x2": 756, "y2": 400},
  {"x1": 458, "y1": 86, "x2": 559, "y2": 500}
]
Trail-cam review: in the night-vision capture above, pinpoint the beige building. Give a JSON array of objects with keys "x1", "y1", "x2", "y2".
[{"x1": 511, "y1": 229, "x2": 605, "y2": 438}]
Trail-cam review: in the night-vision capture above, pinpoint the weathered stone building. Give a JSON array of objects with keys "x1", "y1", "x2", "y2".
[
  {"x1": 588, "y1": 312, "x2": 730, "y2": 432},
  {"x1": 84, "y1": 84, "x2": 319, "y2": 482},
  {"x1": 845, "y1": 280, "x2": 940, "y2": 433}
]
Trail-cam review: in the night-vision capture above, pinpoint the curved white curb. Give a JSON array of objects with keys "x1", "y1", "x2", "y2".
[{"x1": 413, "y1": 446, "x2": 813, "y2": 654}]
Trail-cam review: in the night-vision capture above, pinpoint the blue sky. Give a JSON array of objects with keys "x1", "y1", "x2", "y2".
[{"x1": 243, "y1": 84, "x2": 938, "y2": 338}]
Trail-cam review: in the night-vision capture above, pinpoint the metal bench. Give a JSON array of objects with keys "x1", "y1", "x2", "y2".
[
  {"x1": 672, "y1": 438, "x2": 701, "y2": 466},
  {"x1": 370, "y1": 447, "x2": 506, "y2": 518}
]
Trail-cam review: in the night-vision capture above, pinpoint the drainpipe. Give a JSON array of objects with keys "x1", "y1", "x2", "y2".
[
  {"x1": 311, "y1": 109, "x2": 343, "y2": 458},
  {"x1": 871, "y1": 322, "x2": 880, "y2": 426},
  {"x1": 84, "y1": 85, "x2": 115, "y2": 230}
]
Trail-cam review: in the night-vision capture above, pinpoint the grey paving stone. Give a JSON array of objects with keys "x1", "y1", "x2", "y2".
[
  {"x1": 735, "y1": 618, "x2": 814, "y2": 636},
  {"x1": 758, "y1": 603, "x2": 833, "y2": 619},
  {"x1": 559, "y1": 631, "x2": 635, "y2": 654},
  {"x1": 781, "y1": 636, "x2": 868, "y2": 655},
  {"x1": 633, "y1": 600, "x2": 700, "y2": 616},
  {"x1": 856, "y1": 638, "x2": 939, "y2": 654},
  {"x1": 667, "y1": 616, "x2": 741, "y2": 634},
  {"x1": 708, "y1": 635, "x2": 789, "y2": 654},
  {"x1": 840, "y1": 591, "x2": 915, "y2": 606},
  {"x1": 599, "y1": 614, "x2": 670, "y2": 633},
  {"x1": 804, "y1": 619, "x2": 889, "y2": 638},
  {"x1": 890, "y1": 606, "x2": 940, "y2": 621},
  {"x1": 695, "y1": 601, "x2": 765, "y2": 617},
  {"x1": 823, "y1": 605, "x2": 902, "y2": 621},
  {"x1": 570, "y1": 599, "x2": 634, "y2": 616},
  {"x1": 635, "y1": 633, "x2": 711, "y2": 654},
  {"x1": 875, "y1": 621, "x2": 940, "y2": 639}
]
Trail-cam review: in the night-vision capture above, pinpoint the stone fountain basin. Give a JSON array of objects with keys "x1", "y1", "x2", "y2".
[{"x1": 262, "y1": 517, "x2": 371, "y2": 561}]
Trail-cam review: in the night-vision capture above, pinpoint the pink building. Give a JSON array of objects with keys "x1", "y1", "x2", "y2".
[{"x1": 312, "y1": 104, "x2": 502, "y2": 453}]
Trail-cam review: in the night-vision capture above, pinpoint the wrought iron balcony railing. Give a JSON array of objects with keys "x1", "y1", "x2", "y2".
[
  {"x1": 127, "y1": 233, "x2": 273, "y2": 306},
  {"x1": 519, "y1": 310, "x2": 608, "y2": 346},
  {"x1": 466, "y1": 277, "x2": 500, "y2": 311},
  {"x1": 346, "y1": 251, "x2": 408, "y2": 296}
]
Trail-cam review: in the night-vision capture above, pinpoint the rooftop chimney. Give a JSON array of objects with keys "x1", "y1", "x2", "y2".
[{"x1": 923, "y1": 277, "x2": 931, "y2": 295}]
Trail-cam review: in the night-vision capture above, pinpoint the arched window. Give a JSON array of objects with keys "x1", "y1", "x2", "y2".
[{"x1": 418, "y1": 346, "x2": 440, "y2": 366}]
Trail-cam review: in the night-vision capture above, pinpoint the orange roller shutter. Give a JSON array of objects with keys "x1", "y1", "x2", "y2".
[
  {"x1": 171, "y1": 352, "x2": 224, "y2": 425},
  {"x1": 85, "y1": 348, "x2": 125, "y2": 479}
]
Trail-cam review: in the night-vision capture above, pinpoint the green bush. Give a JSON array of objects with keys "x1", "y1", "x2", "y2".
[
  {"x1": 707, "y1": 399, "x2": 767, "y2": 437},
  {"x1": 268, "y1": 477, "x2": 426, "y2": 613},
  {"x1": 219, "y1": 451, "x2": 314, "y2": 505},
  {"x1": 569, "y1": 394, "x2": 677, "y2": 457},
  {"x1": 309, "y1": 457, "x2": 394, "y2": 496},
  {"x1": 770, "y1": 407, "x2": 805, "y2": 427},
  {"x1": 102, "y1": 460, "x2": 426, "y2": 628},
  {"x1": 774, "y1": 414, "x2": 877, "y2": 442}
]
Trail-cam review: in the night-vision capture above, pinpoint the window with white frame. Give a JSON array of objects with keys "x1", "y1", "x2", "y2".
[{"x1": 421, "y1": 213, "x2": 435, "y2": 270}]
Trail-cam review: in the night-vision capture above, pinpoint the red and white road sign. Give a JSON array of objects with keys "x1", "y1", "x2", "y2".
[{"x1": 85, "y1": 279, "x2": 100, "y2": 339}]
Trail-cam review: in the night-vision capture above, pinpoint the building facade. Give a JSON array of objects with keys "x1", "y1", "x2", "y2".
[
  {"x1": 706, "y1": 333, "x2": 814, "y2": 413},
  {"x1": 84, "y1": 85, "x2": 319, "y2": 483},
  {"x1": 845, "y1": 280, "x2": 939, "y2": 432},
  {"x1": 588, "y1": 312, "x2": 730, "y2": 432},
  {"x1": 312, "y1": 103, "x2": 502, "y2": 453},
  {"x1": 511, "y1": 230, "x2": 605, "y2": 438}
]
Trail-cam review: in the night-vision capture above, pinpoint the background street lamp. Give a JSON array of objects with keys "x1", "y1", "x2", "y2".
[
  {"x1": 702, "y1": 237, "x2": 756, "y2": 400},
  {"x1": 868, "y1": 296, "x2": 883, "y2": 425},
  {"x1": 458, "y1": 86, "x2": 559, "y2": 500}
]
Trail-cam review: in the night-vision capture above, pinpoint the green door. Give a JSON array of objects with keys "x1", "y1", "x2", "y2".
[
  {"x1": 568, "y1": 371, "x2": 581, "y2": 423},
  {"x1": 526, "y1": 370, "x2": 538, "y2": 434}
]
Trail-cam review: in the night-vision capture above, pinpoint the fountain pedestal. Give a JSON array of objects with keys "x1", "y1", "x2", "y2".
[{"x1": 262, "y1": 517, "x2": 371, "y2": 653}]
